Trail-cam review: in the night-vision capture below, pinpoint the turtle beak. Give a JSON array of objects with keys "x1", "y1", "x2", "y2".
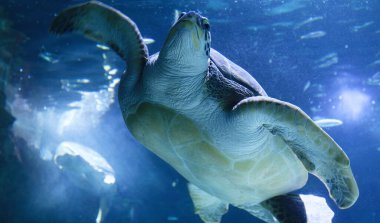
[
  {"x1": 160, "y1": 11, "x2": 211, "y2": 67},
  {"x1": 173, "y1": 12, "x2": 211, "y2": 56},
  {"x1": 177, "y1": 11, "x2": 210, "y2": 32}
]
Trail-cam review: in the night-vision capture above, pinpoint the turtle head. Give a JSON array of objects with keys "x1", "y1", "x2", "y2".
[{"x1": 158, "y1": 11, "x2": 211, "y2": 74}]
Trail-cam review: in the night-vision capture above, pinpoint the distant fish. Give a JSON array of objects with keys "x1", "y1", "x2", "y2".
[
  {"x1": 272, "y1": 21, "x2": 294, "y2": 28},
  {"x1": 143, "y1": 38, "x2": 155, "y2": 45},
  {"x1": 294, "y1": 16, "x2": 324, "y2": 29},
  {"x1": 206, "y1": 0, "x2": 229, "y2": 11},
  {"x1": 96, "y1": 44, "x2": 110, "y2": 50},
  {"x1": 367, "y1": 71, "x2": 380, "y2": 86},
  {"x1": 310, "y1": 106, "x2": 322, "y2": 113},
  {"x1": 76, "y1": 78, "x2": 90, "y2": 84},
  {"x1": 317, "y1": 57, "x2": 338, "y2": 68},
  {"x1": 209, "y1": 18, "x2": 230, "y2": 24},
  {"x1": 300, "y1": 31, "x2": 326, "y2": 40},
  {"x1": 316, "y1": 53, "x2": 337, "y2": 63},
  {"x1": 315, "y1": 53, "x2": 338, "y2": 69},
  {"x1": 369, "y1": 59, "x2": 380, "y2": 67},
  {"x1": 314, "y1": 93, "x2": 327, "y2": 98},
  {"x1": 247, "y1": 25, "x2": 266, "y2": 32},
  {"x1": 314, "y1": 118, "x2": 343, "y2": 128},
  {"x1": 303, "y1": 81, "x2": 311, "y2": 92},
  {"x1": 167, "y1": 216, "x2": 179, "y2": 221},
  {"x1": 266, "y1": 0, "x2": 306, "y2": 15},
  {"x1": 351, "y1": 21, "x2": 374, "y2": 32},
  {"x1": 39, "y1": 51, "x2": 59, "y2": 63}
]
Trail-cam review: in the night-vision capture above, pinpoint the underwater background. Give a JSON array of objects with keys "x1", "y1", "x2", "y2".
[{"x1": 0, "y1": 0, "x2": 379, "y2": 222}]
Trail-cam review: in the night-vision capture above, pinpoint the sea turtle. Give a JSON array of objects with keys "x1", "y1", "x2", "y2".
[
  {"x1": 54, "y1": 141, "x2": 116, "y2": 223},
  {"x1": 50, "y1": 2, "x2": 359, "y2": 222}
]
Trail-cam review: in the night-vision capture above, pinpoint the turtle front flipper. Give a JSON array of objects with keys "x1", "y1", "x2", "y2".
[
  {"x1": 50, "y1": 1, "x2": 148, "y2": 82},
  {"x1": 188, "y1": 183, "x2": 229, "y2": 223},
  {"x1": 238, "y1": 194, "x2": 334, "y2": 223},
  {"x1": 232, "y1": 96, "x2": 359, "y2": 209}
]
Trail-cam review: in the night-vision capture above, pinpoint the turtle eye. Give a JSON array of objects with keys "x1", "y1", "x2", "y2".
[{"x1": 202, "y1": 18, "x2": 210, "y2": 31}]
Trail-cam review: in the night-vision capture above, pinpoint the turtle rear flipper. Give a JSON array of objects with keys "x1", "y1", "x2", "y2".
[
  {"x1": 239, "y1": 194, "x2": 334, "y2": 223},
  {"x1": 232, "y1": 96, "x2": 359, "y2": 209},
  {"x1": 188, "y1": 183, "x2": 229, "y2": 223},
  {"x1": 50, "y1": 1, "x2": 147, "y2": 81}
]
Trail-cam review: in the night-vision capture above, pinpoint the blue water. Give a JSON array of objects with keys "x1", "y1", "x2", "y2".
[{"x1": 1, "y1": 0, "x2": 379, "y2": 222}]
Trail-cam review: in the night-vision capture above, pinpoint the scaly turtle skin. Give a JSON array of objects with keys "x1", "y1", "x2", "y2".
[{"x1": 50, "y1": 2, "x2": 359, "y2": 222}]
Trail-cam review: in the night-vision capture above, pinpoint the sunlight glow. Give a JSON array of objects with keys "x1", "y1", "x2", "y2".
[{"x1": 336, "y1": 89, "x2": 370, "y2": 120}]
